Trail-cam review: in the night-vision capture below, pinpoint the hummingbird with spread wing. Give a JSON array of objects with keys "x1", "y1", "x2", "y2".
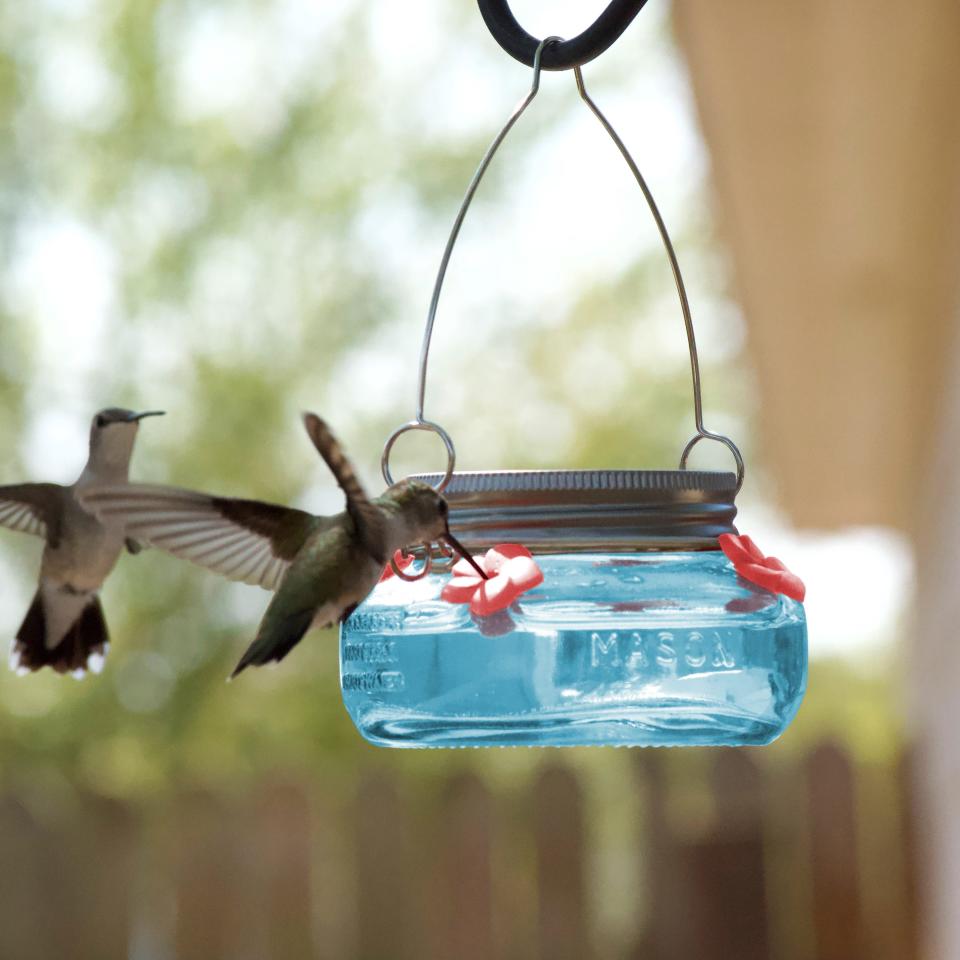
[
  {"x1": 81, "y1": 413, "x2": 485, "y2": 678},
  {"x1": 0, "y1": 408, "x2": 164, "y2": 676}
]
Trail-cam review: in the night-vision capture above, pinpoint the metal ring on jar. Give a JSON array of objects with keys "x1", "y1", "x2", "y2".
[{"x1": 381, "y1": 419, "x2": 456, "y2": 491}]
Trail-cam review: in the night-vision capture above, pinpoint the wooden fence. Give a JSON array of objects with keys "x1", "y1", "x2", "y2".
[{"x1": 0, "y1": 741, "x2": 921, "y2": 960}]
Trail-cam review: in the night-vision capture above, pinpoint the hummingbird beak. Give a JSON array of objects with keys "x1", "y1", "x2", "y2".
[
  {"x1": 443, "y1": 530, "x2": 489, "y2": 580},
  {"x1": 126, "y1": 410, "x2": 166, "y2": 422}
]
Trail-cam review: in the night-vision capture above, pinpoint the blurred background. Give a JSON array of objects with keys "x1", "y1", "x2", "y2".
[{"x1": 0, "y1": 0, "x2": 957, "y2": 957}]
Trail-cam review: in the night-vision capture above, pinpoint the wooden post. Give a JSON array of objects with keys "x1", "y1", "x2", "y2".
[
  {"x1": 914, "y1": 308, "x2": 960, "y2": 960},
  {"x1": 674, "y1": 0, "x2": 960, "y2": 529}
]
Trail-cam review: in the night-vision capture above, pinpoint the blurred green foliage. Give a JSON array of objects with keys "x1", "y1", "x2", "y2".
[{"x1": 0, "y1": 0, "x2": 901, "y2": 803}]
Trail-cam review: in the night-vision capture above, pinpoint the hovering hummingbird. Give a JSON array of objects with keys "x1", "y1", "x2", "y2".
[
  {"x1": 81, "y1": 413, "x2": 485, "y2": 678},
  {"x1": 0, "y1": 408, "x2": 165, "y2": 676}
]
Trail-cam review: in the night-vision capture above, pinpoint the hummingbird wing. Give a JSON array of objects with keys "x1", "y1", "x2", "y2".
[
  {"x1": 80, "y1": 484, "x2": 328, "y2": 591},
  {"x1": 302, "y1": 413, "x2": 387, "y2": 564},
  {"x1": 0, "y1": 484, "x2": 64, "y2": 545}
]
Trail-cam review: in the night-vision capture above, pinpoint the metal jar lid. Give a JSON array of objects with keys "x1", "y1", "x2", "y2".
[{"x1": 414, "y1": 469, "x2": 738, "y2": 552}]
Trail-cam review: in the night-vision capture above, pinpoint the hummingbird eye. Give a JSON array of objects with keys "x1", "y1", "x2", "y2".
[
  {"x1": 95, "y1": 415, "x2": 107, "y2": 429},
  {"x1": 438, "y1": 499, "x2": 449, "y2": 518}
]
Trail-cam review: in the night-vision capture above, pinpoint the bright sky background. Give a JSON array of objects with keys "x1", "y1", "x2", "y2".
[{"x1": 5, "y1": 0, "x2": 914, "y2": 661}]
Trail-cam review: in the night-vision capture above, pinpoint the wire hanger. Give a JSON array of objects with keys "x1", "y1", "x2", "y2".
[{"x1": 381, "y1": 38, "x2": 744, "y2": 495}]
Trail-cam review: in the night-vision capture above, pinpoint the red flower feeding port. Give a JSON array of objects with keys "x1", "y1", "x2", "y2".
[
  {"x1": 719, "y1": 533, "x2": 806, "y2": 602},
  {"x1": 440, "y1": 543, "x2": 544, "y2": 615}
]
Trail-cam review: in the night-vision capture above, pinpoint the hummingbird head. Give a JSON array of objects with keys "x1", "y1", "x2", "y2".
[
  {"x1": 383, "y1": 479, "x2": 450, "y2": 541},
  {"x1": 87, "y1": 408, "x2": 164, "y2": 476},
  {"x1": 381, "y1": 480, "x2": 487, "y2": 579}
]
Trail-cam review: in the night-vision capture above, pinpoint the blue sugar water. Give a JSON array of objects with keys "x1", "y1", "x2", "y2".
[{"x1": 340, "y1": 552, "x2": 807, "y2": 748}]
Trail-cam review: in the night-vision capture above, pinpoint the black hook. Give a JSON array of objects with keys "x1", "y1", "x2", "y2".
[{"x1": 477, "y1": 0, "x2": 650, "y2": 71}]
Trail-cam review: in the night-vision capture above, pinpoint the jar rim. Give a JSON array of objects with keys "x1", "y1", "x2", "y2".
[
  {"x1": 415, "y1": 468, "x2": 738, "y2": 495},
  {"x1": 413, "y1": 469, "x2": 738, "y2": 552}
]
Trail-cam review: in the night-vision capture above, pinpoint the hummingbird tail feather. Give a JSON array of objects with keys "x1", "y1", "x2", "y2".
[
  {"x1": 11, "y1": 593, "x2": 109, "y2": 677},
  {"x1": 230, "y1": 607, "x2": 315, "y2": 679}
]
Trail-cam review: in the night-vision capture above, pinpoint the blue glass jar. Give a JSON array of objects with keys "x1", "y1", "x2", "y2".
[{"x1": 341, "y1": 470, "x2": 807, "y2": 748}]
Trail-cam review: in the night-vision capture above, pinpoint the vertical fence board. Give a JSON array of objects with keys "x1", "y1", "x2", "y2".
[
  {"x1": 898, "y1": 748, "x2": 921, "y2": 960},
  {"x1": 256, "y1": 779, "x2": 314, "y2": 960},
  {"x1": 354, "y1": 771, "x2": 415, "y2": 960},
  {"x1": 495, "y1": 783, "x2": 538, "y2": 960},
  {"x1": 534, "y1": 764, "x2": 590, "y2": 960},
  {"x1": 173, "y1": 790, "x2": 261, "y2": 960},
  {"x1": 59, "y1": 794, "x2": 137, "y2": 960},
  {"x1": 0, "y1": 795, "x2": 58, "y2": 960},
  {"x1": 685, "y1": 750, "x2": 768, "y2": 960},
  {"x1": 426, "y1": 772, "x2": 494, "y2": 960},
  {"x1": 808, "y1": 741, "x2": 866, "y2": 960},
  {"x1": 631, "y1": 752, "x2": 694, "y2": 960},
  {"x1": 858, "y1": 759, "x2": 915, "y2": 960},
  {"x1": 764, "y1": 755, "x2": 817, "y2": 960},
  {"x1": 313, "y1": 787, "x2": 356, "y2": 960}
]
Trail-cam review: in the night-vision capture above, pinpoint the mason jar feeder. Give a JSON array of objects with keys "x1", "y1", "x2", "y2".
[{"x1": 341, "y1": 38, "x2": 808, "y2": 749}]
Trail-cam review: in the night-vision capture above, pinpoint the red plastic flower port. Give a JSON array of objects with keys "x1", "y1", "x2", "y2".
[
  {"x1": 441, "y1": 543, "x2": 544, "y2": 616},
  {"x1": 719, "y1": 533, "x2": 806, "y2": 603},
  {"x1": 379, "y1": 549, "x2": 415, "y2": 582}
]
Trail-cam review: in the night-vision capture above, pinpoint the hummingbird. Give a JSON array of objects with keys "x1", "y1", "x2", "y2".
[
  {"x1": 81, "y1": 413, "x2": 485, "y2": 678},
  {"x1": 0, "y1": 408, "x2": 165, "y2": 676}
]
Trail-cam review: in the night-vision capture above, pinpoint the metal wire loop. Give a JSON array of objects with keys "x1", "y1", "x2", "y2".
[
  {"x1": 382, "y1": 36, "x2": 745, "y2": 492},
  {"x1": 390, "y1": 543, "x2": 433, "y2": 581},
  {"x1": 381, "y1": 419, "x2": 456, "y2": 490},
  {"x1": 680, "y1": 433, "x2": 745, "y2": 492},
  {"x1": 432, "y1": 539, "x2": 457, "y2": 574},
  {"x1": 389, "y1": 540, "x2": 456, "y2": 581}
]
